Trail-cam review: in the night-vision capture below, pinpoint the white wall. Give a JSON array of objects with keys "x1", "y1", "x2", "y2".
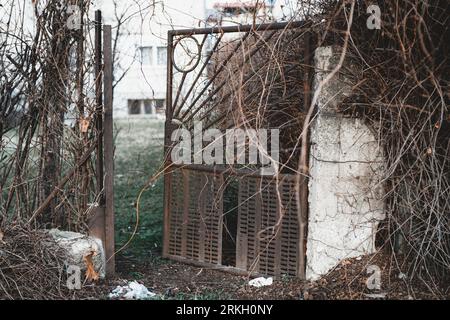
[
  {"x1": 306, "y1": 46, "x2": 385, "y2": 280},
  {"x1": 93, "y1": 0, "x2": 206, "y2": 117}
]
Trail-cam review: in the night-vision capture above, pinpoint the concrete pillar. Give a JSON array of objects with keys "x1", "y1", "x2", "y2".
[{"x1": 306, "y1": 46, "x2": 385, "y2": 280}]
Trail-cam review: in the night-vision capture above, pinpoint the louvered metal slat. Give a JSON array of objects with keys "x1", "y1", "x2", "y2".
[
  {"x1": 236, "y1": 175, "x2": 300, "y2": 277},
  {"x1": 166, "y1": 167, "x2": 301, "y2": 277},
  {"x1": 167, "y1": 168, "x2": 223, "y2": 265},
  {"x1": 167, "y1": 169, "x2": 184, "y2": 257}
]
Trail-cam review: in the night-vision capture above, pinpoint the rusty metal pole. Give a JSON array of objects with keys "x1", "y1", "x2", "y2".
[
  {"x1": 103, "y1": 25, "x2": 115, "y2": 277},
  {"x1": 169, "y1": 20, "x2": 306, "y2": 36},
  {"x1": 162, "y1": 32, "x2": 174, "y2": 258}
]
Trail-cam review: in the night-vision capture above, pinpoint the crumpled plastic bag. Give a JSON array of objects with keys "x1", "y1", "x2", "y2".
[
  {"x1": 248, "y1": 277, "x2": 273, "y2": 288},
  {"x1": 109, "y1": 281, "x2": 157, "y2": 300}
]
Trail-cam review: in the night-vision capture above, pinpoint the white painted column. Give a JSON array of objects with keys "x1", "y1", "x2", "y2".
[{"x1": 306, "y1": 46, "x2": 385, "y2": 280}]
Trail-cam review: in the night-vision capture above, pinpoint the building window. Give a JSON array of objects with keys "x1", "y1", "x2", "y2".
[
  {"x1": 154, "y1": 99, "x2": 166, "y2": 113},
  {"x1": 157, "y1": 47, "x2": 167, "y2": 65},
  {"x1": 144, "y1": 100, "x2": 153, "y2": 114},
  {"x1": 128, "y1": 100, "x2": 141, "y2": 115},
  {"x1": 140, "y1": 46, "x2": 153, "y2": 65},
  {"x1": 128, "y1": 99, "x2": 166, "y2": 115}
]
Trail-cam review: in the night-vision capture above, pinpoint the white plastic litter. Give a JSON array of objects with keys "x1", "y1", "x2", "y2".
[
  {"x1": 398, "y1": 272, "x2": 407, "y2": 280},
  {"x1": 109, "y1": 281, "x2": 157, "y2": 300},
  {"x1": 248, "y1": 277, "x2": 273, "y2": 288}
]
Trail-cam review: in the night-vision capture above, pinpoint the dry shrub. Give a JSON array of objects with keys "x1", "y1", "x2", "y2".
[
  {"x1": 0, "y1": 0, "x2": 98, "y2": 230},
  {"x1": 319, "y1": 0, "x2": 449, "y2": 291},
  {"x1": 202, "y1": 0, "x2": 449, "y2": 293},
  {"x1": 0, "y1": 223, "x2": 74, "y2": 300}
]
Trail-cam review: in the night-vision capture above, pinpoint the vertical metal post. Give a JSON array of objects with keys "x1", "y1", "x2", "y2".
[
  {"x1": 103, "y1": 25, "x2": 115, "y2": 277},
  {"x1": 162, "y1": 32, "x2": 174, "y2": 257}
]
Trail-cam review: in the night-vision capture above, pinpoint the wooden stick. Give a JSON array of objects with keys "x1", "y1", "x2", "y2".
[{"x1": 103, "y1": 25, "x2": 115, "y2": 277}]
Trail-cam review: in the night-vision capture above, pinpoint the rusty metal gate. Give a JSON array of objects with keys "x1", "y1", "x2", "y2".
[{"x1": 163, "y1": 21, "x2": 314, "y2": 278}]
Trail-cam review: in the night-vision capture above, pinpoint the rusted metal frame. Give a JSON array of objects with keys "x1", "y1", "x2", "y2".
[
  {"x1": 182, "y1": 30, "x2": 279, "y2": 124},
  {"x1": 172, "y1": 33, "x2": 224, "y2": 119},
  {"x1": 166, "y1": 34, "x2": 175, "y2": 120},
  {"x1": 171, "y1": 34, "x2": 208, "y2": 111},
  {"x1": 162, "y1": 31, "x2": 175, "y2": 258},
  {"x1": 172, "y1": 36, "x2": 203, "y2": 74},
  {"x1": 164, "y1": 20, "x2": 312, "y2": 277},
  {"x1": 169, "y1": 20, "x2": 307, "y2": 36},
  {"x1": 172, "y1": 34, "x2": 207, "y2": 116},
  {"x1": 178, "y1": 31, "x2": 252, "y2": 122},
  {"x1": 297, "y1": 31, "x2": 314, "y2": 279},
  {"x1": 172, "y1": 72, "x2": 187, "y2": 114},
  {"x1": 103, "y1": 25, "x2": 115, "y2": 277}
]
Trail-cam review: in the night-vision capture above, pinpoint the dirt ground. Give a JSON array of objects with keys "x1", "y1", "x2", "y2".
[{"x1": 86, "y1": 252, "x2": 448, "y2": 300}]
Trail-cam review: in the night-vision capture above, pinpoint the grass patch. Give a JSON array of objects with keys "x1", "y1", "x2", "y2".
[{"x1": 114, "y1": 118, "x2": 165, "y2": 261}]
